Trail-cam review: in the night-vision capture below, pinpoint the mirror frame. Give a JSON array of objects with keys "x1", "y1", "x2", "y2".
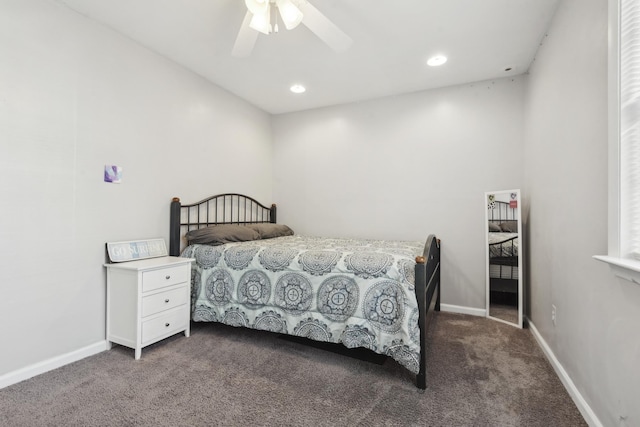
[{"x1": 485, "y1": 189, "x2": 523, "y2": 328}]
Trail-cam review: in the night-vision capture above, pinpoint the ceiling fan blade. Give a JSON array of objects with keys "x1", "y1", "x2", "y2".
[
  {"x1": 298, "y1": 1, "x2": 353, "y2": 53},
  {"x1": 232, "y1": 11, "x2": 259, "y2": 57}
]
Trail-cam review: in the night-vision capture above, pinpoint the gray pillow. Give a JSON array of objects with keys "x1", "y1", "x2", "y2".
[
  {"x1": 488, "y1": 222, "x2": 502, "y2": 232},
  {"x1": 247, "y1": 223, "x2": 294, "y2": 239},
  {"x1": 499, "y1": 221, "x2": 518, "y2": 233},
  {"x1": 185, "y1": 224, "x2": 260, "y2": 245}
]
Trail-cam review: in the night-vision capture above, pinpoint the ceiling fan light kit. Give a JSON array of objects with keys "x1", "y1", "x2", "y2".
[
  {"x1": 233, "y1": 0, "x2": 353, "y2": 58},
  {"x1": 276, "y1": 0, "x2": 304, "y2": 30},
  {"x1": 245, "y1": 0, "x2": 302, "y2": 35},
  {"x1": 249, "y1": 5, "x2": 271, "y2": 34}
]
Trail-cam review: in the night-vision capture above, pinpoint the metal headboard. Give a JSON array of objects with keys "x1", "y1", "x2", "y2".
[
  {"x1": 488, "y1": 200, "x2": 518, "y2": 223},
  {"x1": 169, "y1": 193, "x2": 276, "y2": 256}
]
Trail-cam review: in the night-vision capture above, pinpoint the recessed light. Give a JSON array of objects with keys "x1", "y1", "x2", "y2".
[
  {"x1": 427, "y1": 55, "x2": 447, "y2": 67},
  {"x1": 290, "y1": 84, "x2": 306, "y2": 94}
]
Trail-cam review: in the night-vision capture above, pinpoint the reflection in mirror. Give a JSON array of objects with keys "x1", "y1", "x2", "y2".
[{"x1": 486, "y1": 190, "x2": 523, "y2": 328}]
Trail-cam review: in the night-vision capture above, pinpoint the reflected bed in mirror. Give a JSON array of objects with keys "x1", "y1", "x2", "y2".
[{"x1": 485, "y1": 190, "x2": 523, "y2": 328}]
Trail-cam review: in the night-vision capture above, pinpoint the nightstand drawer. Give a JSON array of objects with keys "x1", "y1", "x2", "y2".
[
  {"x1": 142, "y1": 265, "x2": 189, "y2": 292},
  {"x1": 141, "y1": 306, "x2": 189, "y2": 345},
  {"x1": 142, "y1": 285, "x2": 188, "y2": 317}
]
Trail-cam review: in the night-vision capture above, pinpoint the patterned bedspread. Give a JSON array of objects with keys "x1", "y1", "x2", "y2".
[
  {"x1": 488, "y1": 232, "x2": 519, "y2": 258},
  {"x1": 181, "y1": 235, "x2": 424, "y2": 374}
]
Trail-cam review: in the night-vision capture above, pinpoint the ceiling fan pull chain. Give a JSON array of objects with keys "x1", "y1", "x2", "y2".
[{"x1": 273, "y1": 3, "x2": 279, "y2": 33}]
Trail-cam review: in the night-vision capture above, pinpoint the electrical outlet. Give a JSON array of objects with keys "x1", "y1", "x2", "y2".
[{"x1": 551, "y1": 304, "x2": 557, "y2": 326}]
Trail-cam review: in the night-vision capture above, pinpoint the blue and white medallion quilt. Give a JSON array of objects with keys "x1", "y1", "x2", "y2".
[{"x1": 182, "y1": 235, "x2": 424, "y2": 374}]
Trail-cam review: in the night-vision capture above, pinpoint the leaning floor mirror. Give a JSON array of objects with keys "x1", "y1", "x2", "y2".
[{"x1": 485, "y1": 190, "x2": 523, "y2": 328}]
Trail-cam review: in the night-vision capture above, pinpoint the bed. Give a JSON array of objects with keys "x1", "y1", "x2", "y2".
[
  {"x1": 487, "y1": 200, "x2": 519, "y2": 294},
  {"x1": 169, "y1": 193, "x2": 440, "y2": 390}
]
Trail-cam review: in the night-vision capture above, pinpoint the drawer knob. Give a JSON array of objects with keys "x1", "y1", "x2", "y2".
[
  {"x1": 165, "y1": 275, "x2": 171, "y2": 280},
  {"x1": 164, "y1": 299, "x2": 170, "y2": 303},
  {"x1": 165, "y1": 323, "x2": 170, "y2": 327}
]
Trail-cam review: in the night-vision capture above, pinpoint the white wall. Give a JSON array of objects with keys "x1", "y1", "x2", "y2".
[
  {"x1": 0, "y1": 0, "x2": 272, "y2": 377},
  {"x1": 273, "y1": 78, "x2": 525, "y2": 310},
  {"x1": 523, "y1": 0, "x2": 640, "y2": 425}
]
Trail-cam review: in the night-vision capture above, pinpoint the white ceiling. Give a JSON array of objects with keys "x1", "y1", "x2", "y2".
[{"x1": 55, "y1": 0, "x2": 560, "y2": 114}]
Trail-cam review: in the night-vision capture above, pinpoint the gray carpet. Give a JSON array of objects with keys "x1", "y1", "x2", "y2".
[
  {"x1": 0, "y1": 313, "x2": 586, "y2": 426},
  {"x1": 489, "y1": 303, "x2": 519, "y2": 325}
]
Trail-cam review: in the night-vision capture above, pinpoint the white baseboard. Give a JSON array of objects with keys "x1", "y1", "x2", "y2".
[
  {"x1": 0, "y1": 340, "x2": 109, "y2": 390},
  {"x1": 527, "y1": 320, "x2": 603, "y2": 427},
  {"x1": 440, "y1": 303, "x2": 486, "y2": 317}
]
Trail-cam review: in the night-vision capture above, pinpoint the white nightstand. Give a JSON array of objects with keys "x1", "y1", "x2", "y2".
[{"x1": 104, "y1": 240, "x2": 194, "y2": 359}]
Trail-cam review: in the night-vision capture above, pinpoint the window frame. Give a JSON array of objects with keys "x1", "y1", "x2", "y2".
[{"x1": 594, "y1": 0, "x2": 640, "y2": 284}]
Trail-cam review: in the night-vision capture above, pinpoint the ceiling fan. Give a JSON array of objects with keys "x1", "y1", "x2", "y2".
[{"x1": 232, "y1": 0, "x2": 353, "y2": 57}]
